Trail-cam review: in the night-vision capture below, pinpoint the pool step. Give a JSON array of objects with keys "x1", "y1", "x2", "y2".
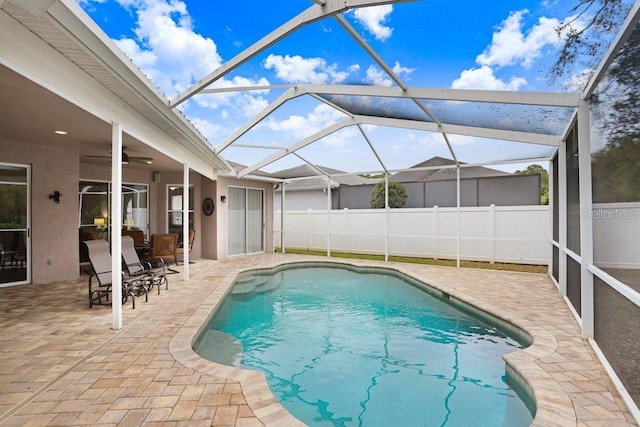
[
  {"x1": 194, "y1": 329, "x2": 243, "y2": 367},
  {"x1": 231, "y1": 277, "x2": 268, "y2": 295},
  {"x1": 254, "y1": 277, "x2": 280, "y2": 293}
]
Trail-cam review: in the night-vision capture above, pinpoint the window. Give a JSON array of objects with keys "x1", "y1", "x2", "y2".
[
  {"x1": 79, "y1": 181, "x2": 149, "y2": 239},
  {"x1": 167, "y1": 185, "x2": 194, "y2": 241}
]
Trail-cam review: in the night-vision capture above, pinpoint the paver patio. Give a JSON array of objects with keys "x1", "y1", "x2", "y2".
[{"x1": 0, "y1": 254, "x2": 636, "y2": 426}]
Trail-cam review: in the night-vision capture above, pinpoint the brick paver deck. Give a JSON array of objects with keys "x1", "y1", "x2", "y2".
[{"x1": 0, "y1": 254, "x2": 636, "y2": 426}]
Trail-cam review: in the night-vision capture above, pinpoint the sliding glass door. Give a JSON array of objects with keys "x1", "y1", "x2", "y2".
[
  {"x1": 228, "y1": 187, "x2": 264, "y2": 256},
  {"x1": 0, "y1": 163, "x2": 30, "y2": 286}
]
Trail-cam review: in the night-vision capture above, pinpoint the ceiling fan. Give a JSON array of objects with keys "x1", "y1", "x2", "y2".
[{"x1": 84, "y1": 146, "x2": 154, "y2": 165}]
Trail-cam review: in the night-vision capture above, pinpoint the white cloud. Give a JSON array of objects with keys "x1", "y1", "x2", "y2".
[
  {"x1": 263, "y1": 54, "x2": 352, "y2": 84},
  {"x1": 563, "y1": 68, "x2": 595, "y2": 91},
  {"x1": 195, "y1": 75, "x2": 270, "y2": 118},
  {"x1": 452, "y1": 65, "x2": 527, "y2": 90},
  {"x1": 392, "y1": 62, "x2": 414, "y2": 76},
  {"x1": 351, "y1": 5, "x2": 394, "y2": 41},
  {"x1": 364, "y1": 61, "x2": 413, "y2": 86},
  {"x1": 264, "y1": 103, "x2": 346, "y2": 140},
  {"x1": 189, "y1": 117, "x2": 223, "y2": 141},
  {"x1": 111, "y1": 0, "x2": 222, "y2": 97},
  {"x1": 451, "y1": 9, "x2": 569, "y2": 91},
  {"x1": 365, "y1": 65, "x2": 392, "y2": 86},
  {"x1": 476, "y1": 10, "x2": 562, "y2": 69}
]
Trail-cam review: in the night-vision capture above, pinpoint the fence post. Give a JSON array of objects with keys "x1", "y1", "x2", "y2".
[
  {"x1": 344, "y1": 208, "x2": 349, "y2": 253},
  {"x1": 327, "y1": 178, "x2": 331, "y2": 258},
  {"x1": 490, "y1": 204, "x2": 496, "y2": 264},
  {"x1": 307, "y1": 208, "x2": 312, "y2": 250},
  {"x1": 384, "y1": 175, "x2": 389, "y2": 262},
  {"x1": 281, "y1": 183, "x2": 286, "y2": 253},
  {"x1": 434, "y1": 205, "x2": 439, "y2": 260}
]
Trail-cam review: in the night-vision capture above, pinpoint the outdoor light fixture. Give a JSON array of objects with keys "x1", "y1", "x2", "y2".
[
  {"x1": 220, "y1": 195, "x2": 227, "y2": 203},
  {"x1": 49, "y1": 190, "x2": 62, "y2": 203}
]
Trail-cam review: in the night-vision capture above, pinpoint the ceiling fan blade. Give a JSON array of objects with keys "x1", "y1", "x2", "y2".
[
  {"x1": 129, "y1": 156, "x2": 154, "y2": 165},
  {"x1": 83, "y1": 147, "x2": 153, "y2": 165}
]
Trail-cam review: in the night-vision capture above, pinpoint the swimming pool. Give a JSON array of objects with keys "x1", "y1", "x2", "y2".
[{"x1": 194, "y1": 263, "x2": 535, "y2": 426}]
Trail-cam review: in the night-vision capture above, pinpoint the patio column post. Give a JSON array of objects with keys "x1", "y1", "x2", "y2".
[
  {"x1": 548, "y1": 158, "x2": 554, "y2": 278},
  {"x1": 559, "y1": 134, "x2": 568, "y2": 296},
  {"x1": 182, "y1": 163, "x2": 190, "y2": 281},
  {"x1": 456, "y1": 166, "x2": 461, "y2": 268},
  {"x1": 111, "y1": 122, "x2": 123, "y2": 330},
  {"x1": 384, "y1": 174, "x2": 389, "y2": 262},
  {"x1": 578, "y1": 100, "x2": 594, "y2": 338}
]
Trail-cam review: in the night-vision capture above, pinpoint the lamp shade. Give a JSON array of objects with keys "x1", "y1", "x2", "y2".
[{"x1": 94, "y1": 218, "x2": 106, "y2": 226}]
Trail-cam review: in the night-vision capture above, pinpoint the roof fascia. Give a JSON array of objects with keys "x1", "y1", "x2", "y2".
[
  {"x1": 47, "y1": 0, "x2": 230, "y2": 173},
  {"x1": 170, "y1": 0, "x2": 416, "y2": 108}
]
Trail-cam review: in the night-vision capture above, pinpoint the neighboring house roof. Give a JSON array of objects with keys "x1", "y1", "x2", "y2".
[
  {"x1": 226, "y1": 161, "x2": 273, "y2": 178},
  {"x1": 390, "y1": 157, "x2": 511, "y2": 183},
  {"x1": 272, "y1": 164, "x2": 378, "y2": 191}
]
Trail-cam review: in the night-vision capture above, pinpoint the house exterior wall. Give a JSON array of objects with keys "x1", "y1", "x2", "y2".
[
  {"x1": 337, "y1": 184, "x2": 375, "y2": 209},
  {"x1": 200, "y1": 175, "x2": 218, "y2": 260},
  {"x1": 424, "y1": 179, "x2": 478, "y2": 207},
  {"x1": 1, "y1": 138, "x2": 79, "y2": 284},
  {"x1": 274, "y1": 175, "x2": 540, "y2": 211},
  {"x1": 477, "y1": 174, "x2": 541, "y2": 206},
  {"x1": 404, "y1": 182, "x2": 425, "y2": 208},
  {"x1": 216, "y1": 176, "x2": 274, "y2": 259}
]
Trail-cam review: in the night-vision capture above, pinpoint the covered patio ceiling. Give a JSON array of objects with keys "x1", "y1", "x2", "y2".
[{"x1": 168, "y1": 0, "x2": 584, "y2": 182}]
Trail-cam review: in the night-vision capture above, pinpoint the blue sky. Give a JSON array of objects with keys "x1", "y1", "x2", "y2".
[{"x1": 77, "y1": 0, "x2": 605, "y2": 174}]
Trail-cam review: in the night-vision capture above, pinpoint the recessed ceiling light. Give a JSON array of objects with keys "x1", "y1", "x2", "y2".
[{"x1": 54, "y1": 130, "x2": 68, "y2": 135}]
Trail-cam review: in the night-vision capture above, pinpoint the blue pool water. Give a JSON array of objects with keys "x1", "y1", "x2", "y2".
[{"x1": 194, "y1": 264, "x2": 534, "y2": 426}]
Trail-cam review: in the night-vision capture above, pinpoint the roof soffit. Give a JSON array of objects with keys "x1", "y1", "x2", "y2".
[{"x1": 2, "y1": 0, "x2": 229, "y2": 173}]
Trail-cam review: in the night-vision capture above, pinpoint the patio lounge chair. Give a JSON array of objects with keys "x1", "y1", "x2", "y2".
[
  {"x1": 149, "y1": 233, "x2": 179, "y2": 273},
  {"x1": 176, "y1": 230, "x2": 195, "y2": 265},
  {"x1": 121, "y1": 235, "x2": 168, "y2": 295},
  {"x1": 84, "y1": 239, "x2": 148, "y2": 309}
]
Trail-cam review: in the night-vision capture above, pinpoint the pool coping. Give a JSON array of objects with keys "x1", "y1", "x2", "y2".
[{"x1": 169, "y1": 258, "x2": 577, "y2": 426}]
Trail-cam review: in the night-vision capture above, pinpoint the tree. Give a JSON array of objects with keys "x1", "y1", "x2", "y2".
[
  {"x1": 515, "y1": 164, "x2": 549, "y2": 205},
  {"x1": 370, "y1": 181, "x2": 407, "y2": 208},
  {"x1": 550, "y1": 0, "x2": 634, "y2": 84}
]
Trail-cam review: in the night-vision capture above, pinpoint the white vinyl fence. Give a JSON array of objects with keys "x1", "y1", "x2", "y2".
[{"x1": 274, "y1": 205, "x2": 550, "y2": 265}]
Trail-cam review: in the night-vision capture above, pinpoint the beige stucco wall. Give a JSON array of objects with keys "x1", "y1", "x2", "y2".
[
  {"x1": 215, "y1": 176, "x2": 274, "y2": 259},
  {"x1": 200, "y1": 175, "x2": 218, "y2": 260},
  {"x1": 1, "y1": 138, "x2": 79, "y2": 284},
  {"x1": 0, "y1": 138, "x2": 274, "y2": 284}
]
